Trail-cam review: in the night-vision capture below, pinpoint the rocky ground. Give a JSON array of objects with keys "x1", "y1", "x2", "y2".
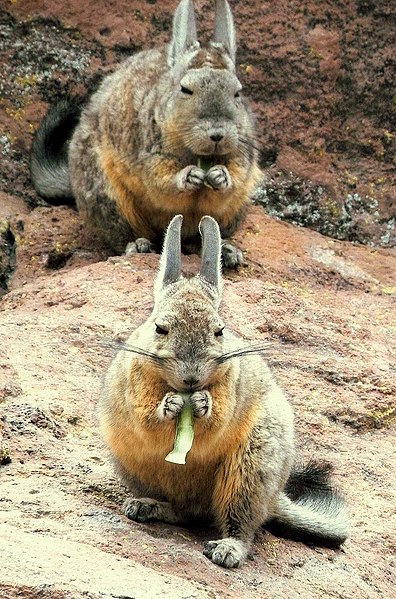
[{"x1": 0, "y1": 1, "x2": 395, "y2": 598}]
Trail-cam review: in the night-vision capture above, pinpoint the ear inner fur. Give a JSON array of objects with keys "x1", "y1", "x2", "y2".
[
  {"x1": 168, "y1": 0, "x2": 198, "y2": 66},
  {"x1": 158, "y1": 214, "x2": 183, "y2": 288},
  {"x1": 199, "y1": 216, "x2": 222, "y2": 293},
  {"x1": 213, "y1": 0, "x2": 237, "y2": 62}
]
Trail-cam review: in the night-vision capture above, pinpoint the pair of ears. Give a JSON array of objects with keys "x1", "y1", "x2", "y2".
[
  {"x1": 156, "y1": 214, "x2": 223, "y2": 296},
  {"x1": 168, "y1": 0, "x2": 236, "y2": 65}
]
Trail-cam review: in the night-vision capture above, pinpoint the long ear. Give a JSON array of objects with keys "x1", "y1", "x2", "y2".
[
  {"x1": 156, "y1": 215, "x2": 183, "y2": 293},
  {"x1": 168, "y1": 0, "x2": 198, "y2": 66},
  {"x1": 213, "y1": 0, "x2": 236, "y2": 63},
  {"x1": 199, "y1": 216, "x2": 223, "y2": 296}
]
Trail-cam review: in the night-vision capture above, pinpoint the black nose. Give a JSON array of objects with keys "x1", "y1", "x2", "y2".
[
  {"x1": 210, "y1": 132, "x2": 224, "y2": 143},
  {"x1": 183, "y1": 376, "x2": 199, "y2": 389}
]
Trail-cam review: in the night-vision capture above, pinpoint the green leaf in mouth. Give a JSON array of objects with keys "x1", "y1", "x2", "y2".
[
  {"x1": 197, "y1": 156, "x2": 215, "y2": 172},
  {"x1": 197, "y1": 157, "x2": 217, "y2": 188}
]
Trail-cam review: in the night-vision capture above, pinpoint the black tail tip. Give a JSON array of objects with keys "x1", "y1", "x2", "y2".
[
  {"x1": 265, "y1": 460, "x2": 348, "y2": 548},
  {"x1": 30, "y1": 96, "x2": 87, "y2": 204},
  {"x1": 285, "y1": 460, "x2": 335, "y2": 502}
]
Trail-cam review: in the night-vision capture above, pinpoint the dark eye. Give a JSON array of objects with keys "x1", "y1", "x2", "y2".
[
  {"x1": 214, "y1": 327, "x2": 224, "y2": 337},
  {"x1": 155, "y1": 324, "x2": 168, "y2": 335},
  {"x1": 181, "y1": 85, "x2": 193, "y2": 95}
]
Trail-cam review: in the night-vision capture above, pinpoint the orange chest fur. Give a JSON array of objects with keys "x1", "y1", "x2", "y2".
[
  {"x1": 100, "y1": 147, "x2": 260, "y2": 237},
  {"x1": 102, "y1": 417, "x2": 218, "y2": 507}
]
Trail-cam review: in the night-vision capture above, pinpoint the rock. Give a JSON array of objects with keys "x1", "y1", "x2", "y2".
[{"x1": 1, "y1": 523, "x2": 208, "y2": 598}]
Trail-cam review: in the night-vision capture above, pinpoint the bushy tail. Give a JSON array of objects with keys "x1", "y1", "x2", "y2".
[
  {"x1": 30, "y1": 98, "x2": 84, "y2": 203},
  {"x1": 267, "y1": 462, "x2": 349, "y2": 547}
]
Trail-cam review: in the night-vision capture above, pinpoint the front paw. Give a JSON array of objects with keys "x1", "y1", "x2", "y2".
[
  {"x1": 205, "y1": 165, "x2": 232, "y2": 190},
  {"x1": 175, "y1": 165, "x2": 205, "y2": 191},
  {"x1": 221, "y1": 241, "x2": 244, "y2": 269},
  {"x1": 157, "y1": 392, "x2": 184, "y2": 420},
  {"x1": 203, "y1": 538, "x2": 247, "y2": 568},
  {"x1": 190, "y1": 390, "x2": 212, "y2": 419}
]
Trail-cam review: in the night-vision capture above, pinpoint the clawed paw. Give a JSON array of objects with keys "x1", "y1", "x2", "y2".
[
  {"x1": 205, "y1": 165, "x2": 232, "y2": 190},
  {"x1": 190, "y1": 390, "x2": 212, "y2": 418},
  {"x1": 175, "y1": 165, "x2": 205, "y2": 191},
  {"x1": 203, "y1": 538, "x2": 247, "y2": 568},
  {"x1": 157, "y1": 392, "x2": 184, "y2": 420},
  {"x1": 125, "y1": 237, "x2": 155, "y2": 255},
  {"x1": 123, "y1": 497, "x2": 162, "y2": 522},
  {"x1": 221, "y1": 242, "x2": 244, "y2": 269}
]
